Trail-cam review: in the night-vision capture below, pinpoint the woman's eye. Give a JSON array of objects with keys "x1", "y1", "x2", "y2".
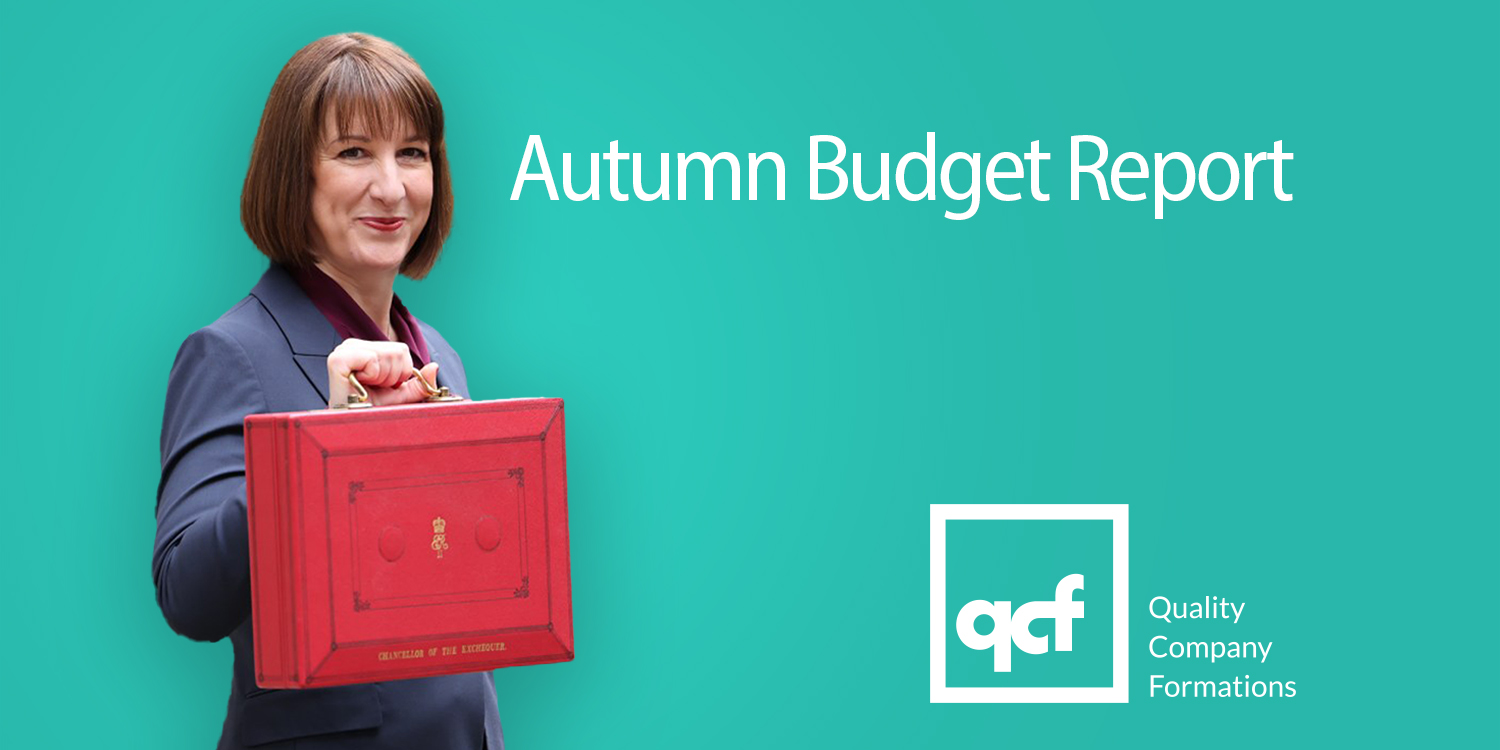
[
  {"x1": 400, "y1": 147, "x2": 429, "y2": 160},
  {"x1": 339, "y1": 147, "x2": 366, "y2": 158}
]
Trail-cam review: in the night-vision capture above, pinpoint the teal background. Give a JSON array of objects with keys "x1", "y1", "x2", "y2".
[
  {"x1": 1, "y1": 1, "x2": 1496, "y2": 747},
  {"x1": 944, "y1": 520, "x2": 1112, "y2": 688}
]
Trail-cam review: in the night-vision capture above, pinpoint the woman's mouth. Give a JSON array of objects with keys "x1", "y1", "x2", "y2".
[{"x1": 359, "y1": 217, "x2": 405, "y2": 232}]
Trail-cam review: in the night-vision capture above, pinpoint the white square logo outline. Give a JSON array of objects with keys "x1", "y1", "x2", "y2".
[{"x1": 929, "y1": 504, "x2": 1129, "y2": 703}]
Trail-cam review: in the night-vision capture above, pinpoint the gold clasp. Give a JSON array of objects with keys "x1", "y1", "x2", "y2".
[
  {"x1": 331, "y1": 372, "x2": 374, "y2": 409},
  {"x1": 410, "y1": 367, "x2": 463, "y2": 402}
]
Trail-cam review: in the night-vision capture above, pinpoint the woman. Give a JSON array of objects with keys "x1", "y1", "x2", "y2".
[{"x1": 153, "y1": 34, "x2": 502, "y2": 750}]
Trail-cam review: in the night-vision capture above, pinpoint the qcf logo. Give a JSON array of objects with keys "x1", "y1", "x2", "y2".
[
  {"x1": 956, "y1": 574, "x2": 1085, "y2": 672},
  {"x1": 930, "y1": 504, "x2": 1128, "y2": 703}
]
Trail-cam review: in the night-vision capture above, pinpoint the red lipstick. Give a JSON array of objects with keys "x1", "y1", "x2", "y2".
[{"x1": 359, "y1": 218, "x2": 404, "y2": 232}]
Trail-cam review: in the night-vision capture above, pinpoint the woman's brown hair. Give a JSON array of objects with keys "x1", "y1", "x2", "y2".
[{"x1": 241, "y1": 33, "x2": 451, "y2": 279}]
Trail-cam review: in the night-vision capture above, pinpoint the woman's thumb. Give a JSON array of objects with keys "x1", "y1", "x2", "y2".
[
  {"x1": 384, "y1": 362, "x2": 438, "y2": 404},
  {"x1": 409, "y1": 362, "x2": 441, "y2": 400}
]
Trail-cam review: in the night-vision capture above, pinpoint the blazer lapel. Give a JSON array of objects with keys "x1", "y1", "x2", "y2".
[
  {"x1": 249, "y1": 263, "x2": 343, "y2": 405},
  {"x1": 293, "y1": 354, "x2": 334, "y2": 405}
]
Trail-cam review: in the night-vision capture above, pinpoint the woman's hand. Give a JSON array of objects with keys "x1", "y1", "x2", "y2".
[{"x1": 326, "y1": 338, "x2": 440, "y2": 409}]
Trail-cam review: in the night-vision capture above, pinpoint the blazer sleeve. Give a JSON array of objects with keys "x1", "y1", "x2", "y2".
[
  {"x1": 420, "y1": 321, "x2": 470, "y2": 399},
  {"x1": 153, "y1": 326, "x2": 268, "y2": 642}
]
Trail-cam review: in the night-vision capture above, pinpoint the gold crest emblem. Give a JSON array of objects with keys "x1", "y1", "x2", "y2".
[{"x1": 431, "y1": 516, "x2": 450, "y2": 559}]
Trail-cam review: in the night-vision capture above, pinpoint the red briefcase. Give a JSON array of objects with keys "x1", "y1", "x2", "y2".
[{"x1": 244, "y1": 385, "x2": 573, "y2": 689}]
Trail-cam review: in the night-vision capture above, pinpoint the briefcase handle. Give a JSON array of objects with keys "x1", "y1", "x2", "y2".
[{"x1": 333, "y1": 368, "x2": 465, "y2": 409}]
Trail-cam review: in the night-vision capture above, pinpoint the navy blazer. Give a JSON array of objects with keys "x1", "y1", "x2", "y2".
[{"x1": 154, "y1": 263, "x2": 503, "y2": 750}]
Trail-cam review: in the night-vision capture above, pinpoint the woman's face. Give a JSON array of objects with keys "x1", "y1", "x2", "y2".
[{"x1": 309, "y1": 108, "x2": 433, "y2": 277}]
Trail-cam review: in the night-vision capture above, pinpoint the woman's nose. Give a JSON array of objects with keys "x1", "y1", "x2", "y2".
[{"x1": 367, "y1": 155, "x2": 405, "y2": 203}]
